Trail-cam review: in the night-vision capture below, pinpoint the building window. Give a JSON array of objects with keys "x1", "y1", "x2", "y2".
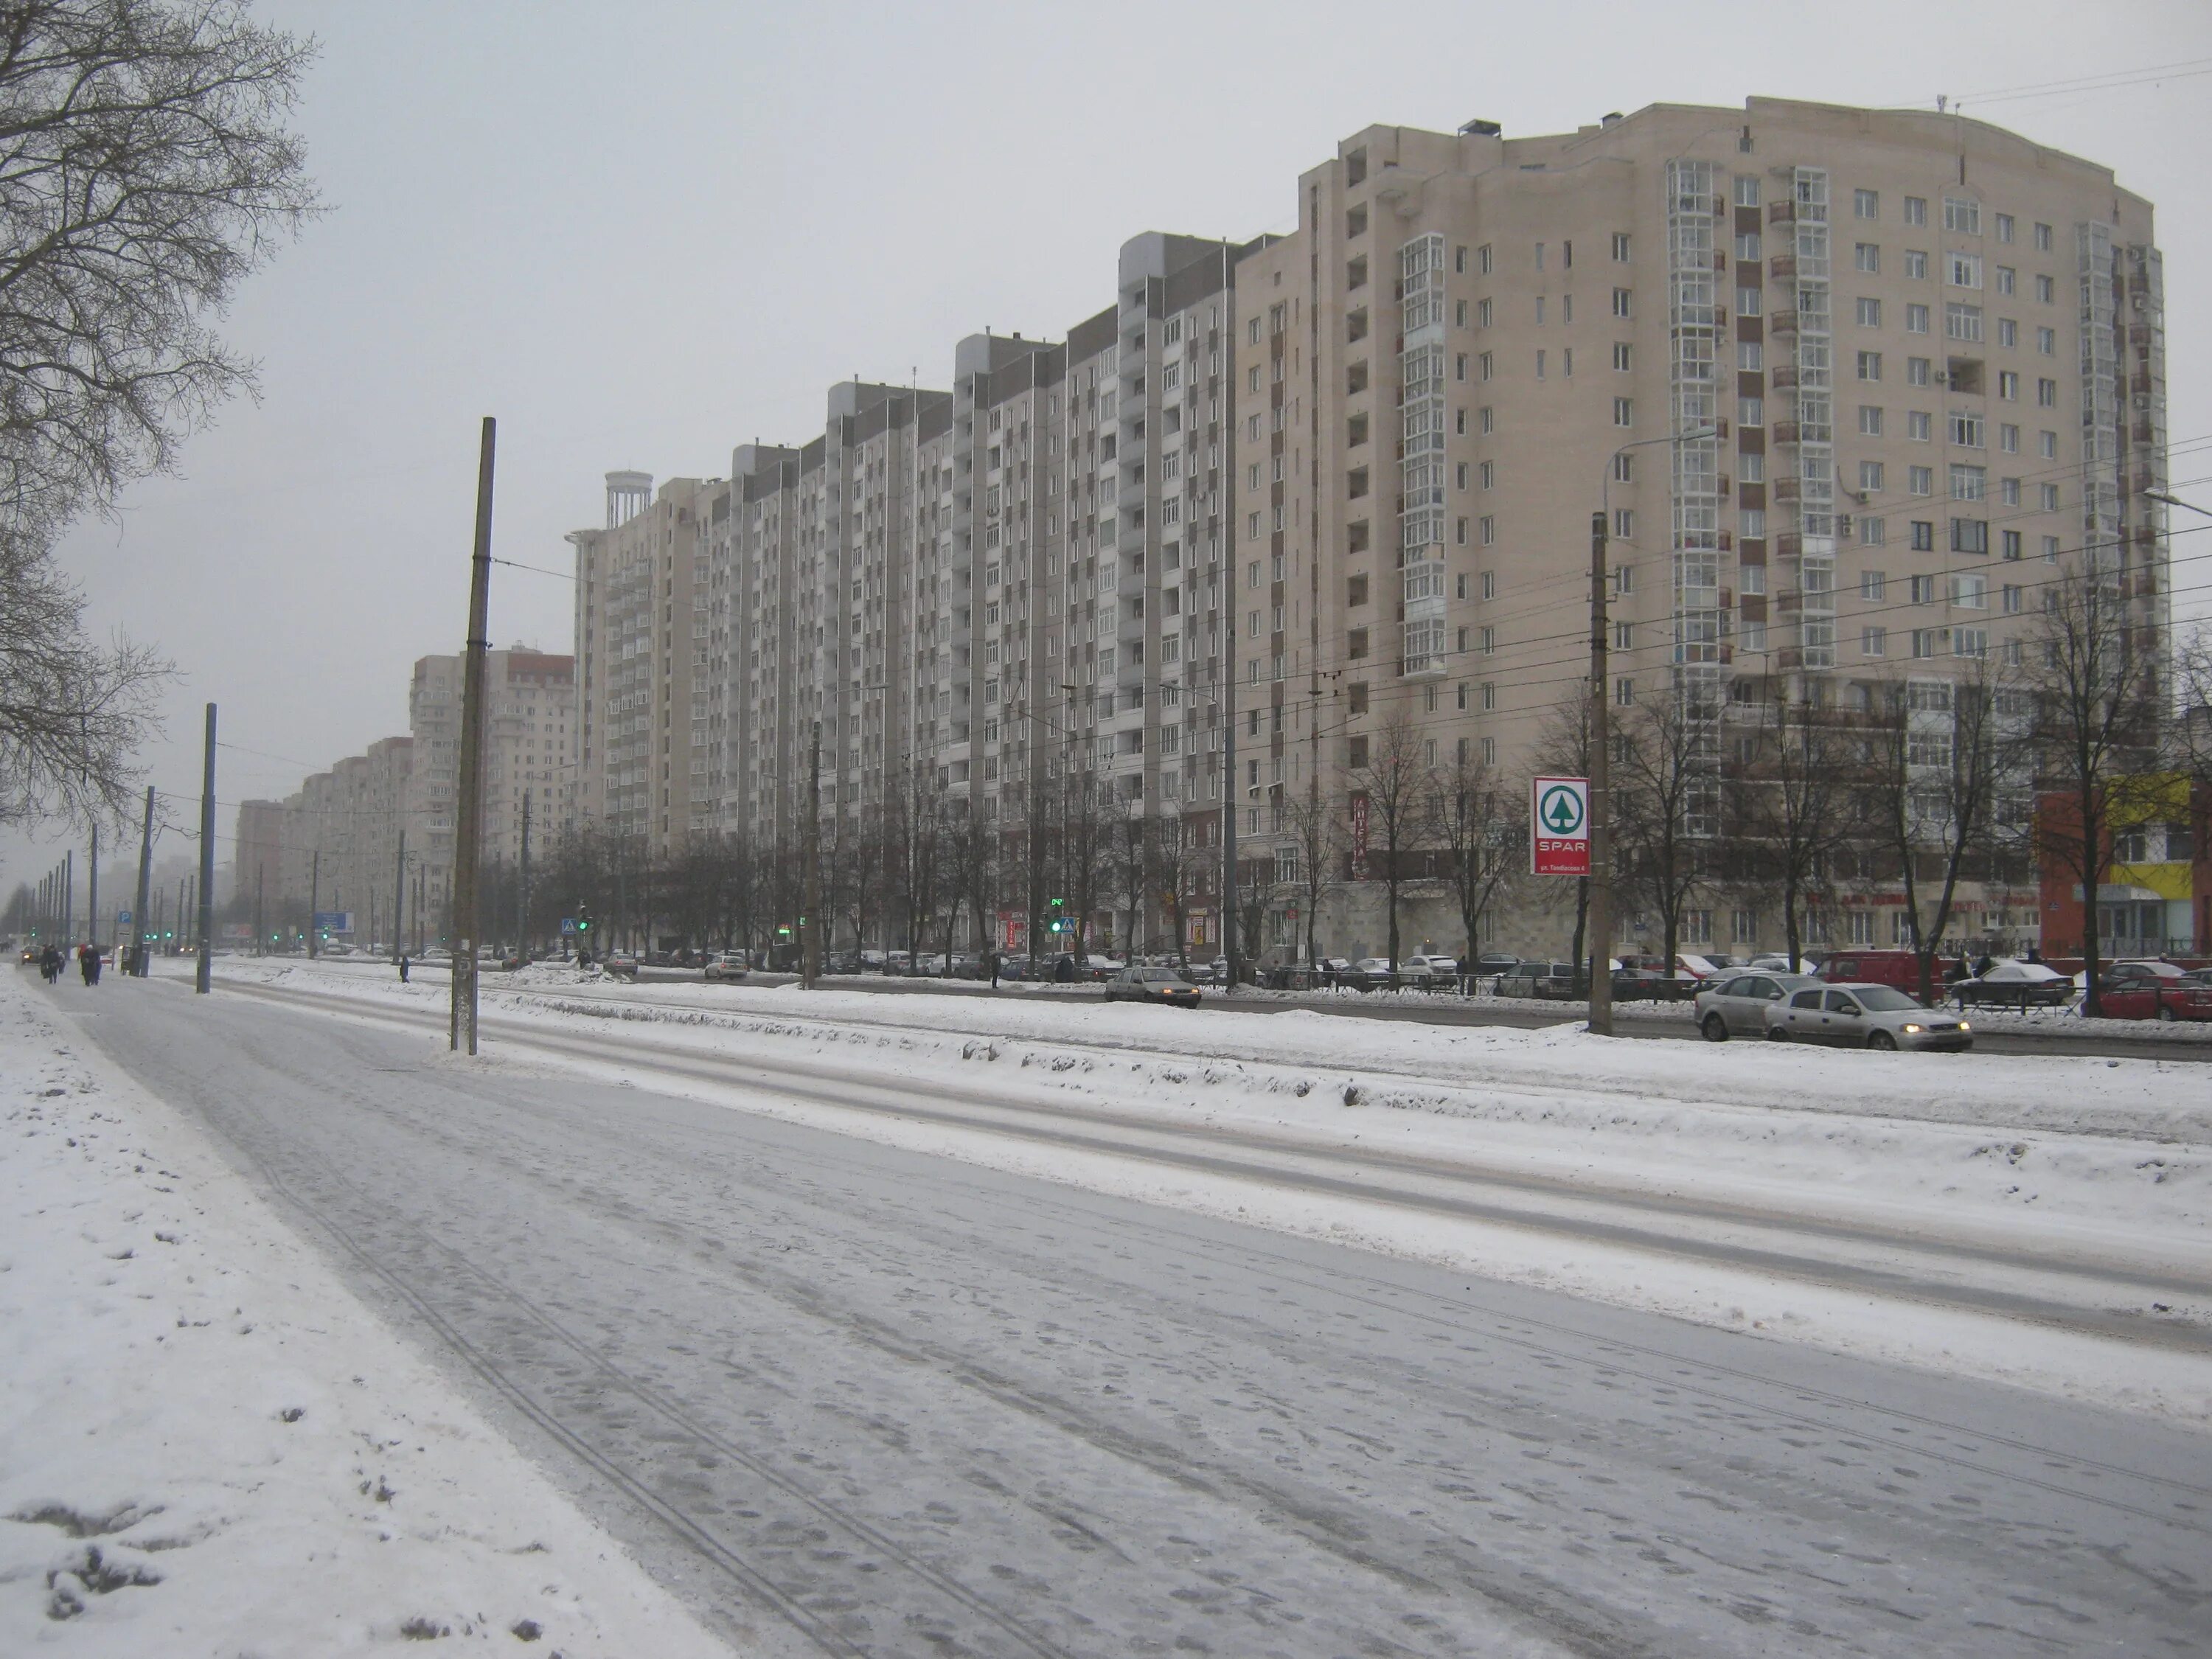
[
  {"x1": 1857, "y1": 351, "x2": 1882, "y2": 380},
  {"x1": 1613, "y1": 341, "x2": 1632, "y2": 372},
  {"x1": 2037, "y1": 326, "x2": 2056, "y2": 355},
  {"x1": 1614, "y1": 507, "x2": 1634, "y2": 538},
  {"x1": 1479, "y1": 515, "x2": 1496, "y2": 545},
  {"x1": 2040, "y1": 481, "x2": 2060, "y2": 511},
  {"x1": 1997, "y1": 369, "x2": 2019, "y2": 400},
  {"x1": 1613, "y1": 397, "x2": 1633, "y2": 427},
  {"x1": 1944, "y1": 302, "x2": 1983, "y2": 342},
  {"x1": 2034, "y1": 221, "x2": 2053, "y2": 251},
  {"x1": 1612, "y1": 232, "x2": 1631, "y2": 262},
  {"x1": 1860, "y1": 568, "x2": 1886, "y2": 600},
  {"x1": 1857, "y1": 297, "x2": 1882, "y2": 327},
  {"x1": 1739, "y1": 341, "x2": 1764, "y2": 371},
  {"x1": 2036, "y1": 377, "x2": 2058, "y2": 408},
  {"x1": 1860, "y1": 460, "x2": 1885, "y2": 491},
  {"x1": 1950, "y1": 518, "x2": 1989, "y2": 555},
  {"x1": 1905, "y1": 303, "x2": 1930, "y2": 335},
  {"x1": 2039, "y1": 429, "x2": 2057, "y2": 459},
  {"x1": 1612, "y1": 287, "x2": 1632, "y2": 319},
  {"x1": 1858, "y1": 405, "x2": 1884, "y2": 437},
  {"x1": 2002, "y1": 528, "x2": 2023, "y2": 560},
  {"x1": 1910, "y1": 519, "x2": 1935, "y2": 551},
  {"x1": 1855, "y1": 242, "x2": 1880, "y2": 273},
  {"x1": 2034, "y1": 273, "x2": 2056, "y2": 303},
  {"x1": 1854, "y1": 188, "x2": 1879, "y2": 219},
  {"x1": 1860, "y1": 515, "x2": 1886, "y2": 546},
  {"x1": 1904, "y1": 195, "x2": 1927, "y2": 226},
  {"x1": 1735, "y1": 175, "x2": 1760, "y2": 207},
  {"x1": 1950, "y1": 411, "x2": 1984, "y2": 448}
]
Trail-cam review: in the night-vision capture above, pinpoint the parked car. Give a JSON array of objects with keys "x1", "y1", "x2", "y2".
[
  {"x1": 1403, "y1": 953, "x2": 1460, "y2": 986},
  {"x1": 703, "y1": 950, "x2": 749, "y2": 982},
  {"x1": 1470, "y1": 953, "x2": 1520, "y2": 978},
  {"x1": 1350, "y1": 956, "x2": 1399, "y2": 990},
  {"x1": 1672, "y1": 953, "x2": 1728, "y2": 983},
  {"x1": 1765, "y1": 982, "x2": 1972, "y2": 1051},
  {"x1": 1695, "y1": 970, "x2": 1824, "y2": 1040},
  {"x1": 1102, "y1": 965, "x2": 1202, "y2": 1006},
  {"x1": 1744, "y1": 953, "x2": 1819, "y2": 973},
  {"x1": 2090, "y1": 960, "x2": 2197, "y2": 1020},
  {"x1": 2138, "y1": 968, "x2": 2212, "y2": 1023},
  {"x1": 1609, "y1": 966, "x2": 1680, "y2": 1002},
  {"x1": 1818, "y1": 950, "x2": 1962, "y2": 1001},
  {"x1": 602, "y1": 953, "x2": 640, "y2": 981},
  {"x1": 1950, "y1": 959, "x2": 2072, "y2": 1010},
  {"x1": 1497, "y1": 960, "x2": 1582, "y2": 1000}
]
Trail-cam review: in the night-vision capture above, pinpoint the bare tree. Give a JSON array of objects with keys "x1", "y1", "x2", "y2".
[
  {"x1": 0, "y1": 0, "x2": 320, "y2": 533},
  {"x1": 1343, "y1": 708, "x2": 1430, "y2": 969},
  {"x1": 1277, "y1": 778, "x2": 1340, "y2": 970},
  {"x1": 1729, "y1": 685, "x2": 1865, "y2": 973},
  {"x1": 1859, "y1": 655, "x2": 2028, "y2": 1001},
  {"x1": 2028, "y1": 563, "x2": 2164, "y2": 1015},
  {"x1": 0, "y1": 533, "x2": 167, "y2": 823},
  {"x1": 1427, "y1": 745, "x2": 1518, "y2": 965},
  {"x1": 1612, "y1": 684, "x2": 1715, "y2": 973}
]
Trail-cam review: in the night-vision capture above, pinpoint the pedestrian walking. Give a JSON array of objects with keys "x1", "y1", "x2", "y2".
[
  {"x1": 987, "y1": 947, "x2": 1001, "y2": 989},
  {"x1": 80, "y1": 945, "x2": 101, "y2": 987},
  {"x1": 398, "y1": 953, "x2": 411, "y2": 983}
]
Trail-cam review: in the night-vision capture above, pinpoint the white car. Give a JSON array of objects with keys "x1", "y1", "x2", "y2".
[{"x1": 1403, "y1": 953, "x2": 1460, "y2": 984}]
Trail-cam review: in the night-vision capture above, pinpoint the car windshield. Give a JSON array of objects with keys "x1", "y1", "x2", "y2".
[
  {"x1": 1853, "y1": 986, "x2": 1921, "y2": 1012},
  {"x1": 1141, "y1": 969, "x2": 1187, "y2": 983}
]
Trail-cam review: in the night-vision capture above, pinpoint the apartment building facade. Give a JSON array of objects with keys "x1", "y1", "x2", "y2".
[
  {"x1": 1235, "y1": 97, "x2": 2166, "y2": 959},
  {"x1": 563, "y1": 97, "x2": 2171, "y2": 963}
]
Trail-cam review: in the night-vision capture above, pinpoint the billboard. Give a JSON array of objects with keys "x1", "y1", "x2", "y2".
[
  {"x1": 311, "y1": 911, "x2": 354, "y2": 934},
  {"x1": 1531, "y1": 776, "x2": 1591, "y2": 877}
]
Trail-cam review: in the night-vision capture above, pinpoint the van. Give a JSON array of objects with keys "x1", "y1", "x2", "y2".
[{"x1": 1818, "y1": 949, "x2": 1961, "y2": 1001}]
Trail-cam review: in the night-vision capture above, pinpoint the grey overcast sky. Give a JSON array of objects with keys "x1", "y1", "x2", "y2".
[{"x1": 10, "y1": 0, "x2": 2212, "y2": 884}]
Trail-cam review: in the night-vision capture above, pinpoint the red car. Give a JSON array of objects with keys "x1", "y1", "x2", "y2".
[{"x1": 2094, "y1": 963, "x2": 2212, "y2": 1022}]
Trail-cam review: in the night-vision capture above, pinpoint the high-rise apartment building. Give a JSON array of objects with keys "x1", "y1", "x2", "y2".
[
  {"x1": 1235, "y1": 97, "x2": 2165, "y2": 956},
  {"x1": 570, "y1": 476, "x2": 709, "y2": 860},
  {"x1": 564, "y1": 98, "x2": 2171, "y2": 961}
]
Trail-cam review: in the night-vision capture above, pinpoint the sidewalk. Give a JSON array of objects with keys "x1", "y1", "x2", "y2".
[{"x1": 0, "y1": 967, "x2": 734, "y2": 1656}]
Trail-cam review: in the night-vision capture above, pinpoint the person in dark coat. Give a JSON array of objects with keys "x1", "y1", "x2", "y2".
[
  {"x1": 80, "y1": 945, "x2": 100, "y2": 986},
  {"x1": 1054, "y1": 953, "x2": 1075, "y2": 983},
  {"x1": 399, "y1": 953, "x2": 411, "y2": 982}
]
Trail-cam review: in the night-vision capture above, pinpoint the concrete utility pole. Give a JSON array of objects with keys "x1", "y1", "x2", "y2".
[
  {"x1": 87, "y1": 826, "x2": 98, "y2": 950},
  {"x1": 518, "y1": 791, "x2": 531, "y2": 964},
  {"x1": 196, "y1": 703, "x2": 215, "y2": 993},
  {"x1": 307, "y1": 850, "x2": 320, "y2": 959},
  {"x1": 801, "y1": 719, "x2": 821, "y2": 987},
  {"x1": 1587, "y1": 509, "x2": 1614, "y2": 1039},
  {"x1": 392, "y1": 828, "x2": 406, "y2": 964},
  {"x1": 254, "y1": 866, "x2": 264, "y2": 956},
  {"x1": 451, "y1": 416, "x2": 496, "y2": 1054},
  {"x1": 61, "y1": 850, "x2": 72, "y2": 945},
  {"x1": 132, "y1": 786, "x2": 154, "y2": 975}
]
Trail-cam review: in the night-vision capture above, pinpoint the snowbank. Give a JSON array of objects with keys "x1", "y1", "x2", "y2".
[{"x1": 0, "y1": 967, "x2": 732, "y2": 1657}]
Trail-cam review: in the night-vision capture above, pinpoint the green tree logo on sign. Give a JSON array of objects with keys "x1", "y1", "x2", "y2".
[{"x1": 1540, "y1": 785, "x2": 1585, "y2": 836}]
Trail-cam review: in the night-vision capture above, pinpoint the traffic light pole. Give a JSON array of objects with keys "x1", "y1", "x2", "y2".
[{"x1": 451, "y1": 416, "x2": 496, "y2": 1055}]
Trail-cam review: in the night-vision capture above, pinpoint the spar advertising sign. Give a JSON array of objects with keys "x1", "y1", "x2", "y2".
[{"x1": 1531, "y1": 776, "x2": 1591, "y2": 876}]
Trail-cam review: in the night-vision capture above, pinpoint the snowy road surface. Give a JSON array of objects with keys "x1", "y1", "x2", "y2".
[{"x1": 64, "y1": 978, "x2": 2212, "y2": 1656}]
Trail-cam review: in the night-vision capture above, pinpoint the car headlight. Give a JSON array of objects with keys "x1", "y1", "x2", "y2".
[
  {"x1": 1958, "y1": 1020, "x2": 1969, "y2": 1031},
  {"x1": 1902, "y1": 1023, "x2": 1922, "y2": 1034}
]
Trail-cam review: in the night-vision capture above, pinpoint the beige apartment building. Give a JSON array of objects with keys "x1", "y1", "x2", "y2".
[
  {"x1": 570, "y1": 476, "x2": 709, "y2": 860},
  {"x1": 564, "y1": 97, "x2": 2170, "y2": 964},
  {"x1": 1236, "y1": 97, "x2": 2165, "y2": 958}
]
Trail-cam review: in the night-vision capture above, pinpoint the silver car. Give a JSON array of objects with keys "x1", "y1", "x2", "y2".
[
  {"x1": 1764, "y1": 981, "x2": 1972, "y2": 1051},
  {"x1": 1694, "y1": 971, "x2": 1823, "y2": 1040}
]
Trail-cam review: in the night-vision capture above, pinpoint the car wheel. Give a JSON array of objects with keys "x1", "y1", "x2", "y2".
[
  {"x1": 2157, "y1": 1004, "x2": 2179, "y2": 1023},
  {"x1": 1868, "y1": 1029, "x2": 1898, "y2": 1051},
  {"x1": 1764, "y1": 1024, "x2": 1789, "y2": 1041},
  {"x1": 1701, "y1": 1013, "x2": 1730, "y2": 1043}
]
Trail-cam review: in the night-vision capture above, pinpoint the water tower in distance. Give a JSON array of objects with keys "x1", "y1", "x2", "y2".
[{"x1": 605, "y1": 470, "x2": 653, "y2": 529}]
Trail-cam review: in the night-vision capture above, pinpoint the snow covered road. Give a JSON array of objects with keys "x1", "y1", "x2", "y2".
[{"x1": 49, "y1": 970, "x2": 2212, "y2": 1655}]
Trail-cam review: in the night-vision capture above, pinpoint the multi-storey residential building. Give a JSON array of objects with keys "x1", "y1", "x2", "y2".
[
  {"x1": 1235, "y1": 97, "x2": 2166, "y2": 959},
  {"x1": 563, "y1": 98, "x2": 2171, "y2": 964},
  {"x1": 406, "y1": 647, "x2": 574, "y2": 916},
  {"x1": 570, "y1": 475, "x2": 708, "y2": 860}
]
